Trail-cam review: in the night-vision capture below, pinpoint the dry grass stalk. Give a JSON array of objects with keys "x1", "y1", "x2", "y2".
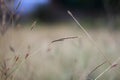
[
  {"x1": 88, "y1": 61, "x2": 106, "y2": 76},
  {"x1": 51, "y1": 36, "x2": 78, "y2": 43},
  {"x1": 0, "y1": 0, "x2": 22, "y2": 35},
  {"x1": 68, "y1": 10, "x2": 111, "y2": 65},
  {"x1": 1, "y1": 0, "x2": 6, "y2": 26},
  {"x1": 94, "y1": 57, "x2": 120, "y2": 80},
  {"x1": 6, "y1": 45, "x2": 31, "y2": 78},
  {"x1": 25, "y1": 53, "x2": 29, "y2": 59},
  {"x1": 0, "y1": 0, "x2": 7, "y2": 35},
  {"x1": 25, "y1": 45, "x2": 31, "y2": 59},
  {"x1": 30, "y1": 21, "x2": 37, "y2": 30},
  {"x1": 9, "y1": 45, "x2": 15, "y2": 53},
  {"x1": 0, "y1": 44, "x2": 31, "y2": 80},
  {"x1": 15, "y1": 0, "x2": 22, "y2": 11},
  {"x1": 5, "y1": 0, "x2": 22, "y2": 27},
  {"x1": 87, "y1": 61, "x2": 106, "y2": 80},
  {"x1": 47, "y1": 36, "x2": 78, "y2": 52},
  {"x1": 15, "y1": 56, "x2": 19, "y2": 62},
  {"x1": 0, "y1": 60, "x2": 10, "y2": 80}
]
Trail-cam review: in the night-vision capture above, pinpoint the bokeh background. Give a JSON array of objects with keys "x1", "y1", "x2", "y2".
[
  {"x1": 0, "y1": 0, "x2": 120, "y2": 80},
  {"x1": 17, "y1": 0, "x2": 120, "y2": 29}
]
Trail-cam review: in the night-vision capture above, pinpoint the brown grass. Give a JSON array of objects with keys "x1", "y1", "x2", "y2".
[{"x1": 0, "y1": 24, "x2": 120, "y2": 80}]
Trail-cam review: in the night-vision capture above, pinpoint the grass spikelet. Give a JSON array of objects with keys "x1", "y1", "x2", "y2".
[
  {"x1": 25, "y1": 53, "x2": 29, "y2": 59},
  {"x1": 51, "y1": 36, "x2": 78, "y2": 43},
  {"x1": 95, "y1": 57, "x2": 120, "y2": 80},
  {"x1": 9, "y1": 45, "x2": 15, "y2": 53},
  {"x1": 31, "y1": 21, "x2": 37, "y2": 30}
]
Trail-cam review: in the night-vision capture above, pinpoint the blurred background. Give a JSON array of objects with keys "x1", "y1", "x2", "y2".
[
  {"x1": 0, "y1": 0, "x2": 120, "y2": 80},
  {"x1": 0, "y1": 0, "x2": 120, "y2": 29},
  {"x1": 15, "y1": 0, "x2": 120, "y2": 29}
]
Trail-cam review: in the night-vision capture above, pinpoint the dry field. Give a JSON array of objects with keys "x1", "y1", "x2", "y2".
[{"x1": 0, "y1": 24, "x2": 120, "y2": 80}]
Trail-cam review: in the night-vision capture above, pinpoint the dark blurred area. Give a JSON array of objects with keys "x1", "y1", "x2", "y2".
[
  {"x1": 27, "y1": 0, "x2": 120, "y2": 29},
  {"x1": 1, "y1": 0, "x2": 120, "y2": 29},
  {"x1": 32, "y1": 0, "x2": 104, "y2": 22},
  {"x1": 31, "y1": 0, "x2": 119, "y2": 21}
]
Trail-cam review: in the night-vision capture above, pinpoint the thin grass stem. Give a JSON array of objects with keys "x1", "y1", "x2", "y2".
[
  {"x1": 94, "y1": 57, "x2": 120, "y2": 80},
  {"x1": 67, "y1": 10, "x2": 111, "y2": 65}
]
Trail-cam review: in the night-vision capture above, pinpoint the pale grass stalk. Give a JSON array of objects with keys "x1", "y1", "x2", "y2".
[
  {"x1": 11, "y1": 47, "x2": 42, "y2": 77},
  {"x1": 94, "y1": 57, "x2": 120, "y2": 80},
  {"x1": 3, "y1": 0, "x2": 22, "y2": 27},
  {"x1": 88, "y1": 61, "x2": 106, "y2": 76},
  {"x1": 67, "y1": 10, "x2": 111, "y2": 65}
]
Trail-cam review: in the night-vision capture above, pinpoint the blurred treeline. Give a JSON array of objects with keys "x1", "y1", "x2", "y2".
[
  {"x1": 0, "y1": 0, "x2": 120, "y2": 29},
  {"x1": 34, "y1": 0, "x2": 120, "y2": 29}
]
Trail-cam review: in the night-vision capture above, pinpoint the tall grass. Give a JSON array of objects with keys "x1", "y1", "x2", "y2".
[
  {"x1": 0, "y1": 23, "x2": 120, "y2": 80},
  {"x1": 0, "y1": 0, "x2": 22, "y2": 35},
  {"x1": 0, "y1": 1, "x2": 120, "y2": 79}
]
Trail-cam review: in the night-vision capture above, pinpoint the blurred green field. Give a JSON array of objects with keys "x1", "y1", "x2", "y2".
[{"x1": 0, "y1": 24, "x2": 120, "y2": 80}]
